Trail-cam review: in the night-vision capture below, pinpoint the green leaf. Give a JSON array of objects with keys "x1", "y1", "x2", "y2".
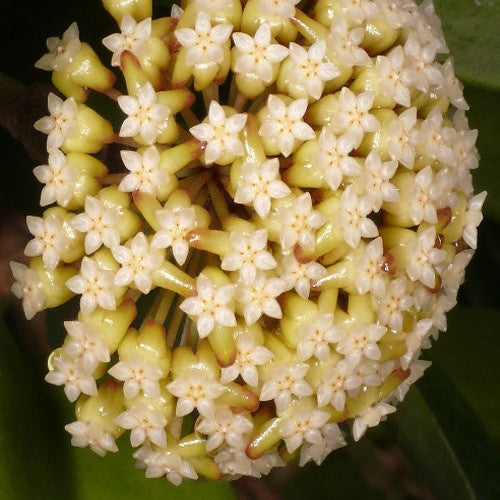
[
  {"x1": 0, "y1": 318, "x2": 74, "y2": 499},
  {"x1": 394, "y1": 366, "x2": 500, "y2": 500},
  {"x1": 435, "y1": 0, "x2": 500, "y2": 90},
  {"x1": 430, "y1": 306, "x2": 500, "y2": 441}
]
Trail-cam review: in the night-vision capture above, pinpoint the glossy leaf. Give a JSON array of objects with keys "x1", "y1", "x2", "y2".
[
  {"x1": 435, "y1": 0, "x2": 500, "y2": 90},
  {"x1": 394, "y1": 365, "x2": 500, "y2": 499}
]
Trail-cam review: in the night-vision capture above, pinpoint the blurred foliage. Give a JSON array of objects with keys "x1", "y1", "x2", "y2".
[{"x1": 1, "y1": 0, "x2": 499, "y2": 499}]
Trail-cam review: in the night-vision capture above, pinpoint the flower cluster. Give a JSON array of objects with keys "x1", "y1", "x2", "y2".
[{"x1": 11, "y1": 0, "x2": 485, "y2": 483}]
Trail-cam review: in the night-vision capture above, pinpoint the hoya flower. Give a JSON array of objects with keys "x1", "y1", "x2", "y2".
[
  {"x1": 352, "y1": 402, "x2": 396, "y2": 441},
  {"x1": 220, "y1": 333, "x2": 273, "y2": 386},
  {"x1": 167, "y1": 369, "x2": 224, "y2": 417},
  {"x1": 189, "y1": 102, "x2": 247, "y2": 164},
  {"x1": 134, "y1": 446, "x2": 198, "y2": 485},
  {"x1": 71, "y1": 195, "x2": 120, "y2": 254},
  {"x1": 174, "y1": 12, "x2": 232, "y2": 68},
  {"x1": 335, "y1": 323, "x2": 387, "y2": 364},
  {"x1": 112, "y1": 232, "x2": 164, "y2": 294},
  {"x1": 102, "y1": 15, "x2": 152, "y2": 67},
  {"x1": 118, "y1": 83, "x2": 171, "y2": 145},
  {"x1": 417, "y1": 107, "x2": 456, "y2": 166},
  {"x1": 279, "y1": 192, "x2": 325, "y2": 251},
  {"x1": 463, "y1": 191, "x2": 487, "y2": 250},
  {"x1": 180, "y1": 273, "x2": 236, "y2": 338},
  {"x1": 334, "y1": 88, "x2": 380, "y2": 145},
  {"x1": 374, "y1": 0, "x2": 414, "y2": 29},
  {"x1": 196, "y1": 405, "x2": 253, "y2": 451},
  {"x1": 65, "y1": 421, "x2": 118, "y2": 456},
  {"x1": 24, "y1": 214, "x2": 65, "y2": 271},
  {"x1": 235, "y1": 272, "x2": 285, "y2": 325},
  {"x1": 33, "y1": 149, "x2": 77, "y2": 207},
  {"x1": 406, "y1": 226, "x2": 447, "y2": 288},
  {"x1": 408, "y1": 165, "x2": 439, "y2": 225},
  {"x1": 35, "y1": 22, "x2": 81, "y2": 71},
  {"x1": 63, "y1": 320, "x2": 111, "y2": 373},
  {"x1": 327, "y1": 19, "x2": 370, "y2": 68},
  {"x1": 66, "y1": 256, "x2": 116, "y2": 314},
  {"x1": 279, "y1": 253, "x2": 327, "y2": 300},
  {"x1": 109, "y1": 356, "x2": 164, "y2": 399},
  {"x1": 377, "y1": 277, "x2": 414, "y2": 331},
  {"x1": 260, "y1": 362, "x2": 312, "y2": 412},
  {"x1": 296, "y1": 313, "x2": 344, "y2": 362},
  {"x1": 233, "y1": 158, "x2": 291, "y2": 218},
  {"x1": 337, "y1": 0, "x2": 380, "y2": 25},
  {"x1": 114, "y1": 405, "x2": 168, "y2": 448},
  {"x1": 279, "y1": 405, "x2": 330, "y2": 453},
  {"x1": 34, "y1": 93, "x2": 77, "y2": 151},
  {"x1": 338, "y1": 187, "x2": 379, "y2": 248},
  {"x1": 299, "y1": 422, "x2": 346, "y2": 466},
  {"x1": 286, "y1": 41, "x2": 339, "y2": 101},
  {"x1": 221, "y1": 229, "x2": 276, "y2": 285},
  {"x1": 232, "y1": 23, "x2": 289, "y2": 83},
  {"x1": 214, "y1": 447, "x2": 254, "y2": 478},
  {"x1": 258, "y1": 95, "x2": 315, "y2": 157},
  {"x1": 10, "y1": 261, "x2": 45, "y2": 319},
  {"x1": 258, "y1": 0, "x2": 300, "y2": 19},
  {"x1": 436, "y1": 58, "x2": 469, "y2": 110},
  {"x1": 316, "y1": 359, "x2": 360, "y2": 411},
  {"x1": 387, "y1": 107, "x2": 420, "y2": 169},
  {"x1": 314, "y1": 128, "x2": 361, "y2": 191},
  {"x1": 45, "y1": 352, "x2": 98, "y2": 402},
  {"x1": 375, "y1": 47, "x2": 411, "y2": 108},
  {"x1": 355, "y1": 237, "x2": 388, "y2": 297}
]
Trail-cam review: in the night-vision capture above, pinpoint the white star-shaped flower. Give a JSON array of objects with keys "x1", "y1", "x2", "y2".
[
  {"x1": 260, "y1": 362, "x2": 312, "y2": 412},
  {"x1": 102, "y1": 15, "x2": 152, "y2": 66},
  {"x1": 258, "y1": 0, "x2": 300, "y2": 18},
  {"x1": 417, "y1": 107, "x2": 456, "y2": 166},
  {"x1": 374, "y1": 0, "x2": 414, "y2": 29},
  {"x1": 338, "y1": 187, "x2": 379, "y2": 248},
  {"x1": 197, "y1": 405, "x2": 253, "y2": 452},
  {"x1": 119, "y1": 146, "x2": 170, "y2": 196},
  {"x1": 408, "y1": 165, "x2": 438, "y2": 225},
  {"x1": 63, "y1": 320, "x2": 111, "y2": 373},
  {"x1": 278, "y1": 253, "x2": 327, "y2": 299},
  {"x1": 279, "y1": 192, "x2": 325, "y2": 251},
  {"x1": 314, "y1": 128, "x2": 361, "y2": 190},
  {"x1": 377, "y1": 277, "x2": 414, "y2": 331},
  {"x1": 180, "y1": 273, "x2": 236, "y2": 338},
  {"x1": 337, "y1": 0, "x2": 379, "y2": 25},
  {"x1": 10, "y1": 261, "x2": 45, "y2": 320},
  {"x1": 109, "y1": 355, "x2": 164, "y2": 399},
  {"x1": 221, "y1": 229, "x2": 277, "y2": 285},
  {"x1": 296, "y1": 313, "x2": 344, "y2": 362},
  {"x1": 114, "y1": 404, "x2": 168, "y2": 448},
  {"x1": 66, "y1": 256, "x2": 116, "y2": 315},
  {"x1": 335, "y1": 323, "x2": 386, "y2": 364},
  {"x1": 287, "y1": 40, "x2": 339, "y2": 101},
  {"x1": 387, "y1": 107, "x2": 419, "y2": 169},
  {"x1": 118, "y1": 82, "x2": 171, "y2": 145},
  {"x1": 233, "y1": 158, "x2": 291, "y2": 218},
  {"x1": 112, "y1": 232, "x2": 164, "y2": 294},
  {"x1": 440, "y1": 250, "x2": 474, "y2": 301},
  {"x1": 45, "y1": 352, "x2": 98, "y2": 402},
  {"x1": 24, "y1": 214, "x2": 65, "y2": 271},
  {"x1": 189, "y1": 101, "x2": 247, "y2": 164},
  {"x1": 236, "y1": 272, "x2": 285, "y2": 325},
  {"x1": 334, "y1": 87, "x2": 380, "y2": 146},
  {"x1": 375, "y1": 47, "x2": 411, "y2": 107},
  {"x1": 220, "y1": 333, "x2": 273, "y2": 387},
  {"x1": 352, "y1": 402, "x2": 396, "y2": 441},
  {"x1": 214, "y1": 447, "x2": 254, "y2": 478},
  {"x1": 258, "y1": 95, "x2": 315, "y2": 157},
  {"x1": 435, "y1": 58, "x2": 469, "y2": 110},
  {"x1": 232, "y1": 23, "x2": 289, "y2": 83},
  {"x1": 33, "y1": 149, "x2": 77, "y2": 207},
  {"x1": 167, "y1": 369, "x2": 224, "y2": 417},
  {"x1": 35, "y1": 22, "x2": 81, "y2": 71},
  {"x1": 134, "y1": 446, "x2": 198, "y2": 484},
  {"x1": 462, "y1": 191, "x2": 486, "y2": 250},
  {"x1": 360, "y1": 151, "x2": 399, "y2": 212},
  {"x1": 355, "y1": 237, "x2": 387, "y2": 296},
  {"x1": 279, "y1": 405, "x2": 330, "y2": 454},
  {"x1": 174, "y1": 12, "x2": 232, "y2": 68},
  {"x1": 71, "y1": 195, "x2": 120, "y2": 254},
  {"x1": 316, "y1": 359, "x2": 360, "y2": 410},
  {"x1": 406, "y1": 226, "x2": 447, "y2": 288},
  {"x1": 299, "y1": 422, "x2": 345, "y2": 466},
  {"x1": 34, "y1": 93, "x2": 78, "y2": 151},
  {"x1": 65, "y1": 420, "x2": 118, "y2": 456},
  {"x1": 327, "y1": 19, "x2": 370, "y2": 68},
  {"x1": 151, "y1": 206, "x2": 197, "y2": 265}
]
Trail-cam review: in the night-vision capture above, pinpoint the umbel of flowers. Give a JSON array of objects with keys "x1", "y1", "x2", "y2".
[{"x1": 10, "y1": 0, "x2": 486, "y2": 483}]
